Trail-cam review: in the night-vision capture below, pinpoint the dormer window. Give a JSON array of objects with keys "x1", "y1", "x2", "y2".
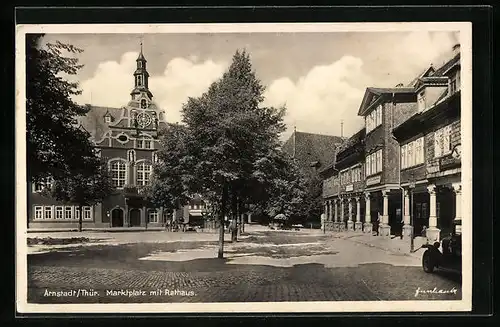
[
  {"x1": 104, "y1": 115, "x2": 111, "y2": 123},
  {"x1": 417, "y1": 90, "x2": 426, "y2": 112},
  {"x1": 449, "y1": 71, "x2": 460, "y2": 95}
]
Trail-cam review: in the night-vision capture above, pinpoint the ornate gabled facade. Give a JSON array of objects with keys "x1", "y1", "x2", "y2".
[
  {"x1": 321, "y1": 43, "x2": 462, "y2": 243},
  {"x1": 29, "y1": 46, "x2": 173, "y2": 229}
]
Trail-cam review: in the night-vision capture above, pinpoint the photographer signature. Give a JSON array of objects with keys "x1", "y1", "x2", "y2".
[{"x1": 415, "y1": 287, "x2": 458, "y2": 297}]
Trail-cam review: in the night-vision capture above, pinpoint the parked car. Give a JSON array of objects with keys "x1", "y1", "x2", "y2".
[{"x1": 421, "y1": 231, "x2": 461, "y2": 274}]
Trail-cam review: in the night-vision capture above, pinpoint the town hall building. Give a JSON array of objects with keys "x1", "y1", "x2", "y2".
[{"x1": 29, "y1": 46, "x2": 204, "y2": 229}]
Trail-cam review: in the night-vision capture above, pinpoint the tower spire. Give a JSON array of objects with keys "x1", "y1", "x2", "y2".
[{"x1": 130, "y1": 38, "x2": 152, "y2": 100}]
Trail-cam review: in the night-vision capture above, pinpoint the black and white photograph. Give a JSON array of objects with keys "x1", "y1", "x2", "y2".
[{"x1": 15, "y1": 22, "x2": 472, "y2": 313}]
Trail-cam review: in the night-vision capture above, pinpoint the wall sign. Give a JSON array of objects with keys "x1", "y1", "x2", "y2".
[
  {"x1": 440, "y1": 154, "x2": 461, "y2": 171},
  {"x1": 366, "y1": 175, "x2": 381, "y2": 186}
]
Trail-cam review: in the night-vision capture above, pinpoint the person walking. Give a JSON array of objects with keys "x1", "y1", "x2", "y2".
[{"x1": 375, "y1": 212, "x2": 381, "y2": 236}]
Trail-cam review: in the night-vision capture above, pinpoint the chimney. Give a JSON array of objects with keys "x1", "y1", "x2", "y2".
[{"x1": 452, "y1": 43, "x2": 460, "y2": 57}]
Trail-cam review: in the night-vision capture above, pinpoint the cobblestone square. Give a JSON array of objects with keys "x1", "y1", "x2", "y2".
[{"x1": 26, "y1": 228, "x2": 462, "y2": 303}]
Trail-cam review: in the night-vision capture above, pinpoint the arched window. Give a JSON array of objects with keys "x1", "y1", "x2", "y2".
[
  {"x1": 136, "y1": 161, "x2": 152, "y2": 186},
  {"x1": 141, "y1": 99, "x2": 147, "y2": 109},
  {"x1": 109, "y1": 159, "x2": 127, "y2": 188}
]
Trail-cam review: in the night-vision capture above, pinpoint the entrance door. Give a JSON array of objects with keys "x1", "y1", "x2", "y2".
[
  {"x1": 111, "y1": 208, "x2": 124, "y2": 227},
  {"x1": 129, "y1": 208, "x2": 141, "y2": 227}
]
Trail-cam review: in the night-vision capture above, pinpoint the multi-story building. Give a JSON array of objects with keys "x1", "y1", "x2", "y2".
[
  {"x1": 320, "y1": 128, "x2": 366, "y2": 232},
  {"x1": 29, "y1": 47, "x2": 199, "y2": 229},
  {"x1": 321, "y1": 43, "x2": 461, "y2": 242},
  {"x1": 392, "y1": 44, "x2": 461, "y2": 242}
]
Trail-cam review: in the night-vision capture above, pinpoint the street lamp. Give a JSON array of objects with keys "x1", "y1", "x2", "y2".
[{"x1": 409, "y1": 172, "x2": 416, "y2": 252}]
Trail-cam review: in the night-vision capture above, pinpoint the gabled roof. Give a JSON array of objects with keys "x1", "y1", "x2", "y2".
[
  {"x1": 433, "y1": 53, "x2": 460, "y2": 77},
  {"x1": 406, "y1": 65, "x2": 436, "y2": 87},
  {"x1": 357, "y1": 87, "x2": 414, "y2": 116}
]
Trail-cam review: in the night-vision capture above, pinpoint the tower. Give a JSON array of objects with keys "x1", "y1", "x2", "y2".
[{"x1": 130, "y1": 42, "x2": 153, "y2": 101}]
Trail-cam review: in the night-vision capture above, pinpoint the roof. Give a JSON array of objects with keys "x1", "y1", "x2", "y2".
[
  {"x1": 392, "y1": 90, "x2": 460, "y2": 142},
  {"x1": 336, "y1": 127, "x2": 366, "y2": 154},
  {"x1": 357, "y1": 87, "x2": 414, "y2": 116},
  {"x1": 137, "y1": 51, "x2": 146, "y2": 61},
  {"x1": 433, "y1": 53, "x2": 460, "y2": 76},
  {"x1": 406, "y1": 65, "x2": 436, "y2": 87},
  {"x1": 77, "y1": 104, "x2": 167, "y2": 142},
  {"x1": 77, "y1": 105, "x2": 123, "y2": 141},
  {"x1": 283, "y1": 131, "x2": 343, "y2": 178}
]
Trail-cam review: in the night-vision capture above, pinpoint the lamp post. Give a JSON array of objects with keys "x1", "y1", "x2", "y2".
[{"x1": 409, "y1": 172, "x2": 416, "y2": 252}]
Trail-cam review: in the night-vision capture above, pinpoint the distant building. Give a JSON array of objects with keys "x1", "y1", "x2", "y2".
[
  {"x1": 29, "y1": 46, "x2": 200, "y2": 229},
  {"x1": 321, "y1": 43, "x2": 462, "y2": 243},
  {"x1": 282, "y1": 129, "x2": 343, "y2": 180}
]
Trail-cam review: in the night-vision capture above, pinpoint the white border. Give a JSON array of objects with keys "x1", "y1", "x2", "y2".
[{"x1": 16, "y1": 22, "x2": 472, "y2": 314}]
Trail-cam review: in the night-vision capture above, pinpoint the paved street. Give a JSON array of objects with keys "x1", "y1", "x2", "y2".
[{"x1": 27, "y1": 227, "x2": 462, "y2": 303}]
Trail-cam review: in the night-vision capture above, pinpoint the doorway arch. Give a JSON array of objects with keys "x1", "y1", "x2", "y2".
[
  {"x1": 111, "y1": 208, "x2": 124, "y2": 227},
  {"x1": 129, "y1": 208, "x2": 141, "y2": 227}
]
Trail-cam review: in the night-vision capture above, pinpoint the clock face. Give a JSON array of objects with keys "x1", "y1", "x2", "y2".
[{"x1": 136, "y1": 112, "x2": 152, "y2": 128}]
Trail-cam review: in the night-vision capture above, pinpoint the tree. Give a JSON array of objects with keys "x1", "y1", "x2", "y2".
[
  {"x1": 145, "y1": 123, "x2": 193, "y2": 218},
  {"x1": 26, "y1": 34, "x2": 95, "y2": 183},
  {"x1": 49, "y1": 159, "x2": 113, "y2": 232},
  {"x1": 181, "y1": 50, "x2": 289, "y2": 257},
  {"x1": 26, "y1": 34, "x2": 113, "y2": 229}
]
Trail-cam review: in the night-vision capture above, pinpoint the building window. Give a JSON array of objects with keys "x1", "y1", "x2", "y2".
[
  {"x1": 149, "y1": 210, "x2": 159, "y2": 223},
  {"x1": 137, "y1": 162, "x2": 152, "y2": 186},
  {"x1": 104, "y1": 115, "x2": 112, "y2": 123},
  {"x1": 34, "y1": 206, "x2": 43, "y2": 220},
  {"x1": 65, "y1": 206, "x2": 73, "y2": 220},
  {"x1": 351, "y1": 166, "x2": 362, "y2": 183},
  {"x1": 136, "y1": 137, "x2": 153, "y2": 149},
  {"x1": 44, "y1": 206, "x2": 53, "y2": 219},
  {"x1": 434, "y1": 125, "x2": 452, "y2": 158},
  {"x1": 450, "y1": 71, "x2": 460, "y2": 95},
  {"x1": 110, "y1": 160, "x2": 127, "y2": 188},
  {"x1": 366, "y1": 150, "x2": 383, "y2": 176},
  {"x1": 401, "y1": 137, "x2": 424, "y2": 169},
  {"x1": 83, "y1": 207, "x2": 92, "y2": 220},
  {"x1": 75, "y1": 207, "x2": 80, "y2": 220},
  {"x1": 55, "y1": 206, "x2": 64, "y2": 219},
  {"x1": 33, "y1": 177, "x2": 53, "y2": 193},
  {"x1": 141, "y1": 99, "x2": 147, "y2": 109},
  {"x1": 341, "y1": 170, "x2": 351, "y2": 185},
  {"x1": 366, "y1": 104, "x2": 383, "y2": 133},
  {"x1": 137, "y1": 75, "x2": 142, "y2": 86}
]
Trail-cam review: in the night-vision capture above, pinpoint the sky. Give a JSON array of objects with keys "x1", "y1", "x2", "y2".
[{"x1": 41, "y1": 30, "x2": 459, "y2": 141}]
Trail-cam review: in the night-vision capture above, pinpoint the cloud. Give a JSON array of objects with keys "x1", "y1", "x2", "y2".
[
  {"x1": 264, "y1": 31, "x2": 459, "y2": 141},
  {"x1": 263, "y1": 55, "x2": 371, "y2": 140},
  {"x1": 75, "y1": 52, "x2": 227, "y2": 123}
]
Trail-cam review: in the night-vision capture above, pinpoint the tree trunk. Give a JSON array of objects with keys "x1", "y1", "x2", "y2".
[
  {"x1": 218, "y1": 183, "x2": 227, "y2": 259},
  {"x1": 231, "y1": 192, "x2": 238, "y2": 242},
  {"x1": 78, "y1": 205, "x2": 83, "y2": 232}
]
